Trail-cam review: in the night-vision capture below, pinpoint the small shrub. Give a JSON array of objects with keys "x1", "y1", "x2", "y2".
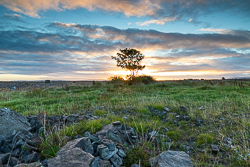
[
  {"x1": 167, "y1": 131, "x2": 181, "y2": 141},
  {"x1": 197, "y1": 133, "x2": 213, "y2": 144},
  {"x1": 93, "y1": 110, "x2": 108, "y2": 116},
  {"x1": 124, "y1": 146, "x2": 150, "y2": 166},
  {"x1": 77, "y1": 119, "x2": 111, "y2": 134},
  {"x1": 63, "y1": 85, "x2": 70, "y2": 91},
  {"x1": 25, "y1": 89, "x2": 47, "y2": 98},
  {"x1": 92, "y1": 81, "x2": 102, "y2": 87},
  {"x1": 148, "y1": 104, "x2": 164, "y2": 111},
  {"x1": 197, "y1": 85, "x2": 214, "y2": 90},
  {"x1": 109, "y1": 76, "x2": 125, "y2": 84},
  {"x1": 135, "y1": 108, "x2": 151, "y2": 114},
  {"x1": 128, "y1": 75, "x2": 156, "y2": 85}
]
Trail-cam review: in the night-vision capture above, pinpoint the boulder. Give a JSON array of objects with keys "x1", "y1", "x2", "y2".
[
  {"x1": 97, "y1": 144, "x2": 118, "y2": 160},
  {"x1": 0, "y1": 108, "x2": 31, "y2": 140},
  {"x1": 8, "y1": 157, "x2": 20, "y2": 166},
  {"x1": 117, "y1": 149, "x2": 126, "y2": 158},
  {"x1": 90, "y1": 157, "x2": 112, "y2": 167},
  {"x1": 95, "y1": 123, "x2": 122, "y2": 137},
  {"x1": 27, "y1": 116, "x2": 43, "y2": 134},
  {"x1": 47, "y1": 137, "x2": 94, "y2": 167},
  {"x1": 131, "y1": 165, "x2": 139, "y2": 167},
  {"x1": 47, "y1": 147, "x2": 94, "y2": 167},
  {"x1": 94, "y1": 122, "x2": 136, "y2": 146},
  {"x1": 150, "y1": 151, "x2": 193, "y2": 167},
  {"x1": 84, "y1": 132, "x2": 99, "y2": 142},
  {"x1": 56, "y1": 137, "x2": 94, "y2": 155},
  {"x1": 97, "y1": 145, "x2": 109, "y2": 159},
  {"x1": 211, "y1": 144, "x2": 220, "y2": 154},
  {"x1": 22, "y1": 152, "x2": 39, "y2": 163},
  {"x1": 0, "y1": 153, "x2": 10, "y2": 165},
  {"x1": 180, "y1": 106, "x2": 188, "y2": 113},
  {"x1": 101, "y1": 139, "x2": 116, "y2": 151},
  {"x1": 110, "y1": 154, "x2": 123, "y2": 167}
]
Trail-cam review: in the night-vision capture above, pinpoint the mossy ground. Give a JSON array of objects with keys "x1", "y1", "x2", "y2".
[{"x1": 1, "y1": 80, "x2": 250, "y2": 166}]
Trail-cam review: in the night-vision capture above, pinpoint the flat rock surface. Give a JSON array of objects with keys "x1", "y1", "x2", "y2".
[
  {"x1": 0, "y1": 108, "x2": 31, "y2": 139},
  {"x1": 47, "y1": 147, "x2": 94, "y2": 167},
  {"x1": 95, "y1": 123, "x2": 119, "y2": 136},
  {"x1": 150, "y1": 151, "x2": 193, "y2": 167}
]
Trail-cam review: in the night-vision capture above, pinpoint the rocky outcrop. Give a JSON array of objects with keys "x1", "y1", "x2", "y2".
[
  {"x1": 47, "y1": 137, "x2": 95, "y2": 167},
  {"x1": 150, "y1": 151, "x2": 193, "y2": 167},
  {"x1": 47, "y1": 123, "x2": 129, "y2": 167},
  {"x1": 0, "y1": 108, "x2": 31, "y2": 139},
  {"x1": 0, "y1": 108, "x2": 194, "y2": 167},
  {"x1": 47, "y1": 147, "x2": 94, "y2": 167}
]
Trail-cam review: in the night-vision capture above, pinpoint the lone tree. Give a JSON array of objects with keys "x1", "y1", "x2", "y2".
[{"x1": 111, "y1": 48, "x2": 145, "y2": 77}]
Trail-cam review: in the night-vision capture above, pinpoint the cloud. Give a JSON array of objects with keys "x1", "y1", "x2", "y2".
[
  {"x1": 0, "y1": 0, "x2": 249, "y2": 21},
  {"x1": 1, "y1": 13, "x2": 25, "y2": 22},
  {"x1": 1, "y1": 22, "x2": 250, "y2": 55},
  {"x1": 136, "y1": 17, "x2": 176, "y2": 26},
  {"x1": 0, "y1": 21, "x2": 249, "y2": 79},
  {"x1": 197, "y1": 28, "x2": 228, "y2": 33},
  {"x1": 0, "y1": 0, "x2": 156, "y2": 18}
]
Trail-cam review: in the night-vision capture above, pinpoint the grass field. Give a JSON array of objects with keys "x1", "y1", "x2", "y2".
[{"x1": 0, "y1": 80, "x2": 250, "y2": 166}]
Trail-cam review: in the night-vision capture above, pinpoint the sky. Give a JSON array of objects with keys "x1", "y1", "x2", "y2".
[{"x1": 0, "y1": 0, "x2": 250, "y2": 81}]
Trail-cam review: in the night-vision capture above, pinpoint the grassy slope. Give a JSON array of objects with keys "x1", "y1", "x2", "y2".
[{"x1": 0, "y1": 80, "x2": 250, "y2": 166}]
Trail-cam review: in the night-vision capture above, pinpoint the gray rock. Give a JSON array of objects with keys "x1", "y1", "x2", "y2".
[
  {"x1": 0, "y1": 108, "x2": 31, "y2": 140},
  {"x1": 97, "y1": 145, "x2": 110, "y2": 159},
  {"x1": 90, "y1": 157, "x2": 112, "y2": 167},
  {"x1": 97, "y1": 144, "x2": 118, "y2": 160},
  {"x1": 84, "y1": 132, "x2": 99, "y2": 142},
  {"x1": 14, "y1": 162, "x2": 43, "y2": 167},
  {"x1": 164, "y1": 107, "x2": 170, "y2": 112},
  {"x1": 106, "y1": 130, "x2": 122, "y2": 144},
  {"x1": 27, "y1": 116, "x2": 42, "y2": 133},
  {"x1": 99, "y1": 159, "x2": 112, "y2": 167},
  {"x1": 9, "y1": 157, "x2": 19, "y2": 166},
  {"x1": 12, "y1": 148, "x2": 21, "y2": 157},
  {"x1": 195, "y1": 119, "x2": 204, "y2": 126},
  {"x1": 198, "y1": 106, "x2": 205, "y2": 110},
  {"x1": 123, "y1": 116, "x2": 128, "y2": 119},
  {"x1": 47, "y1": 147, "x2": 94, "y2": 167},
  {"x1": 64, "y1": 137, "x2": 94, "y2": 155},
  {"x1": 14, "y1": 139, "x2": 26, "y2": 149},
  {"x1": 64, "y1": 114, "x2": 79, "y2": 124},
  {"x1": 150, "y1": 151, "x2": 193, "y2": 167},
  {"x1": 180, "y1": 106, "x2": 188, "y2": 113},
  {"x1": 112, "y1": 121, "x2": 122, "y2": 126},
  {"x1": 101, "y1": 139, "x2": 116, "y2": 151},
  {"x1": 0, "y1": 153, "x2": 10, "y2": 165},
  {"x1": 95, "y1": 123, "x2": 121, "y2": 137},
  {"x1": 131, "y1": 164, "x2": 139, "y2": 167},
  {"x1": 223, "y1": 137, "x2": 232, "y2": 145},
  {"x1": 117, "y1": 149, "x2": 126, "y2": 158},
  {"x1": 211, "y1": 144, "x2": 220, "y2": 154},
  {"x1": 90, "y1": 157, "x2": 101, "y2": 167},
  {"x1": 22, "y1": 152, "x2": 39, "y2": 163},
  {"x1": 42, "y1": 159, "x2": 48, "y2": 167},
  {"x1": 0, "y1": 141, "x2": 11, "y2": 153},
  {"x1": 110, "y1": 154, "x2": 123, "y2": 167}
]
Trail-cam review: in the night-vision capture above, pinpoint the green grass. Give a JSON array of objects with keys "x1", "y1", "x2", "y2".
[{"x1": 1, "y1": 80, "x2": 250, "y2": 166}]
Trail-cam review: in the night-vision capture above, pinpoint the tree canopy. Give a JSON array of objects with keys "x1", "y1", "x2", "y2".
[{"x1": 111, "y1": 48, "x2": 145, "y2": 77}]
